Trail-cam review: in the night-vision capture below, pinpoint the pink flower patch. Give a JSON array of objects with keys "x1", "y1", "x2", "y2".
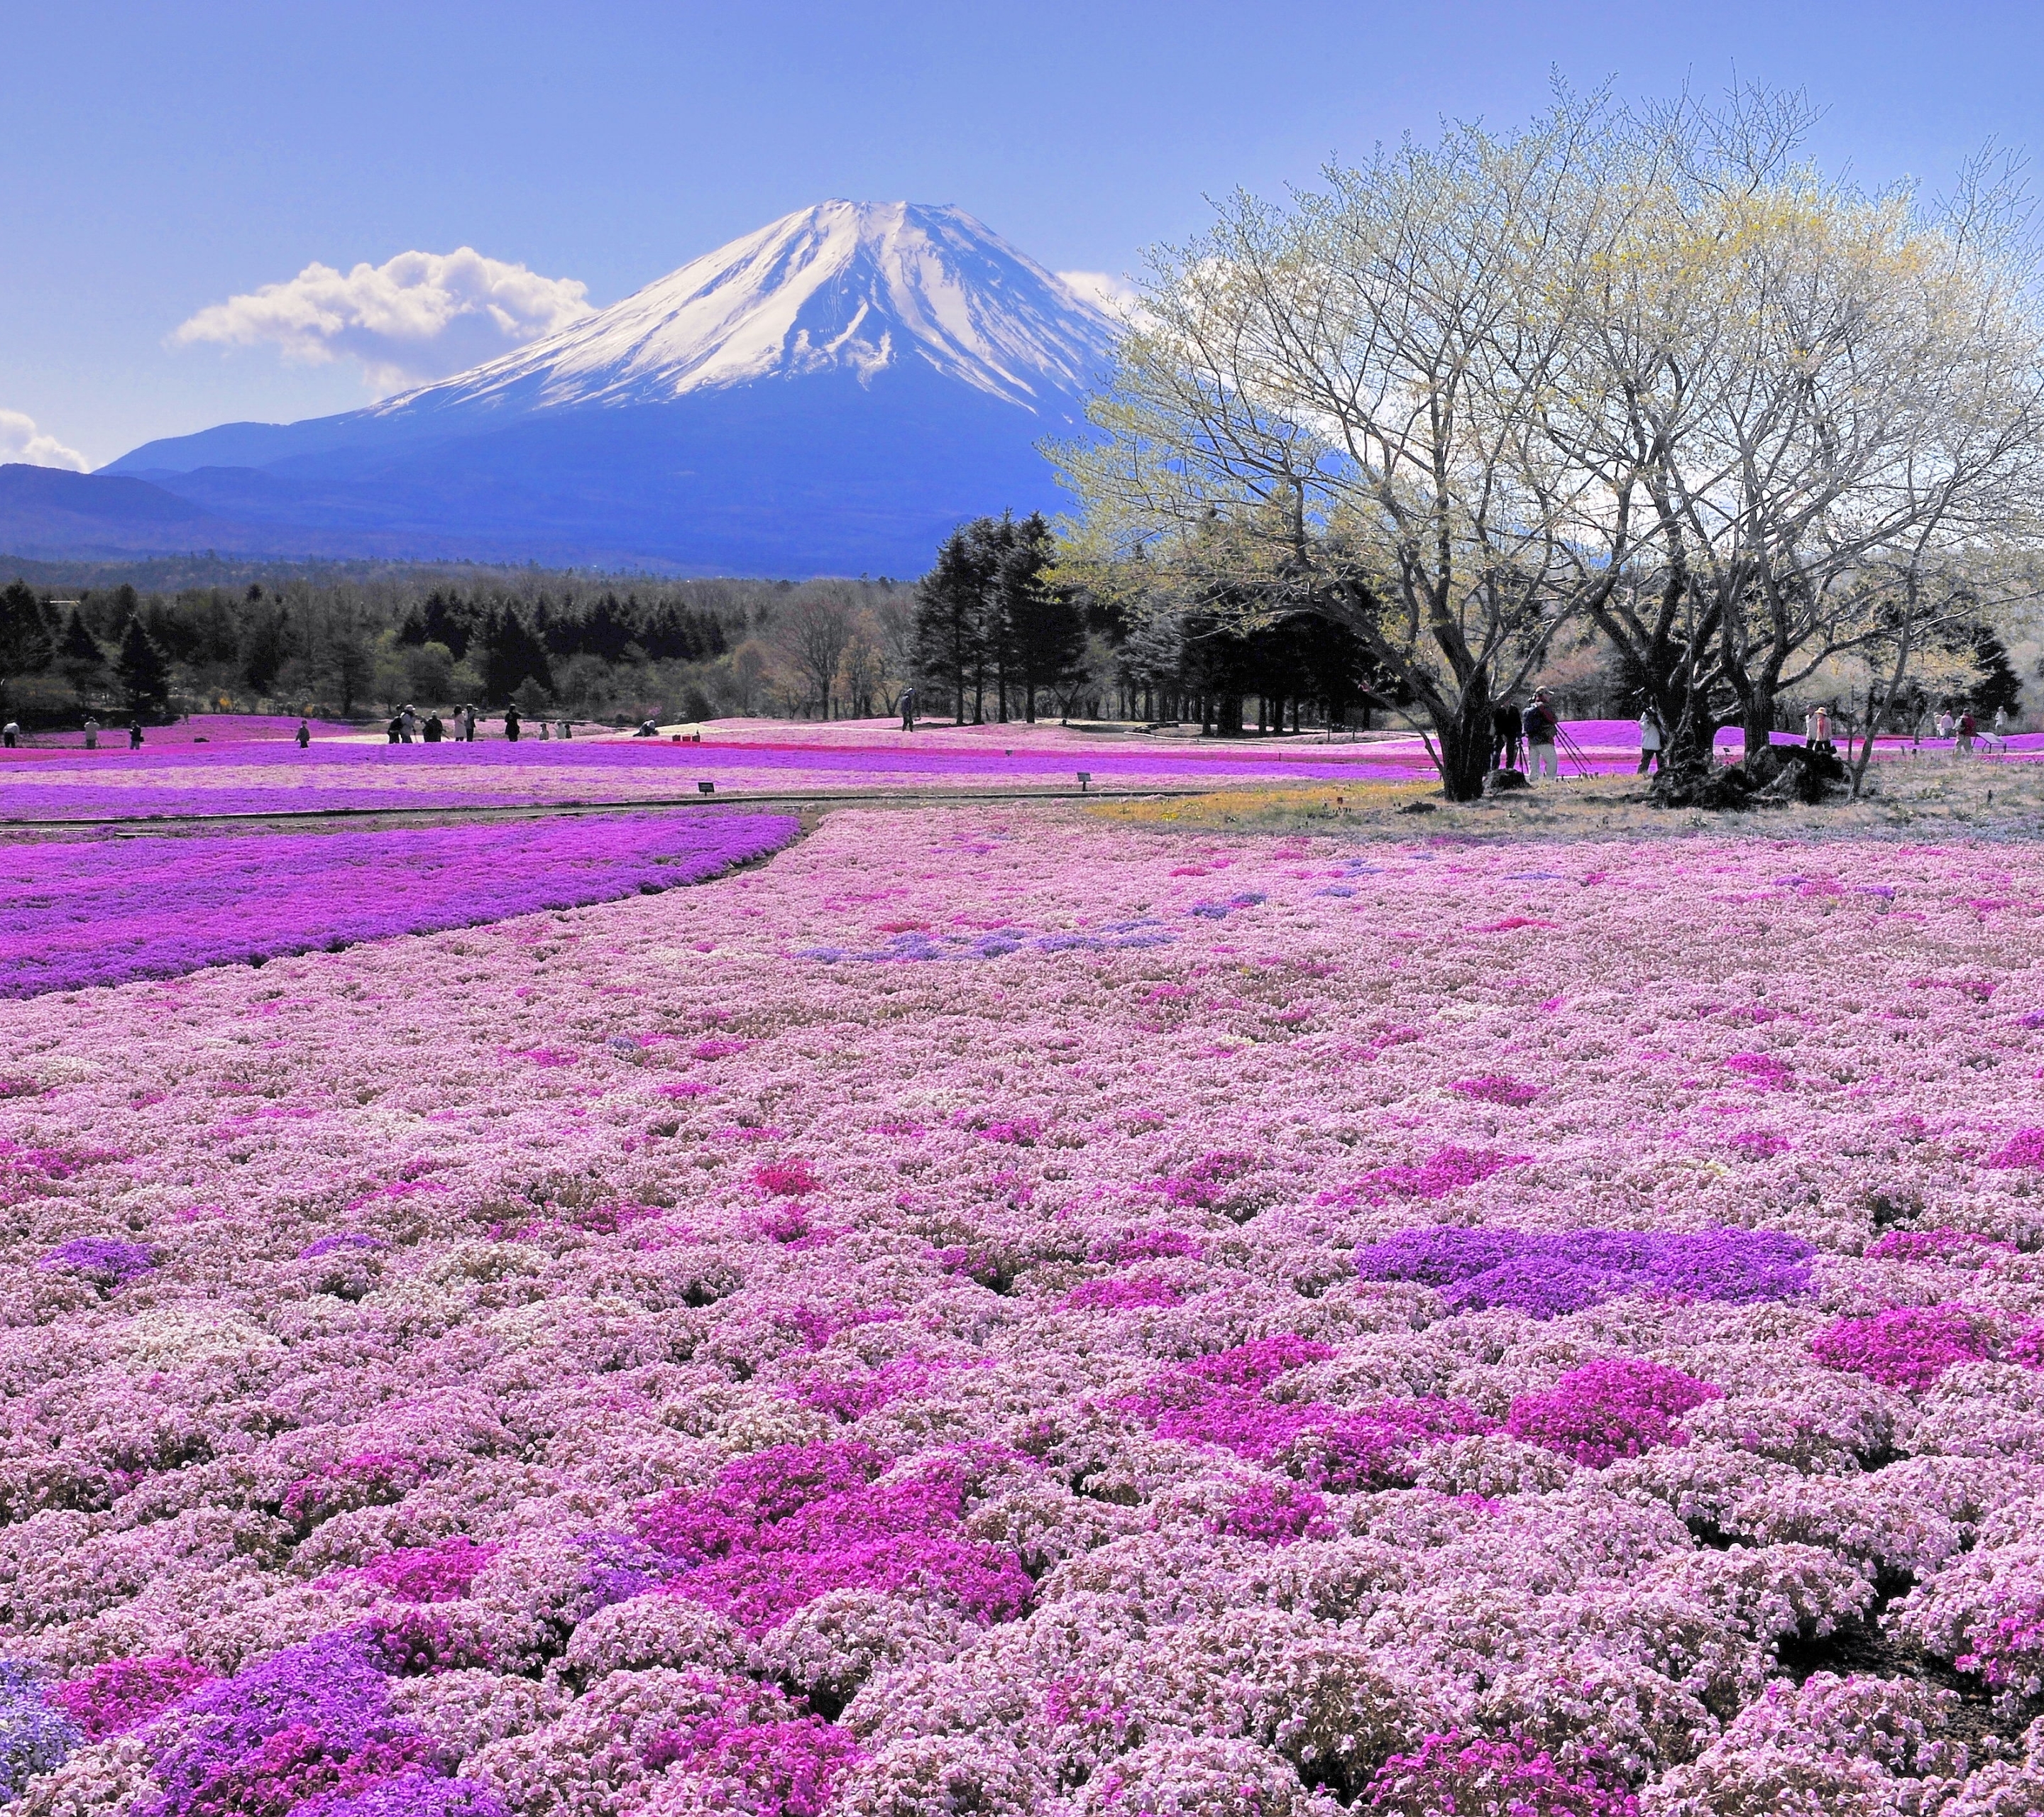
[
  {"x1": 1064, "y1": 1275, "x2": 1182, "y2": 1311},
  {"x1": 51, "y1": 1656, "x2": 214, "y2": 1739},
  {"x1": 754, "y1": 1158, "x2": 820, "y2": 1197},
  {"x1": 1326, "y1": 1144, "x2": 1529, "y2": 1206},
  {"x1": 1812, "y1": 1305, "x2": 1994, "y2": 1393},
  {"x1": 1723, "y1": 1052, "x2": 1793, "y2": 1089},
  {"x1": 1984, "y1": 1128, "x2": 2044, "y2": 1170},
  {"x1": 692, "y1": 1038, "x2": 751, "y2": 1060},
  {"x1": 1450, "y1": 1075, "x2": 1540, "y2": 1107},
  {"x1": 1867, "y1": 1227, "x2": 2015, "y2": 1265},
  {"x1": 1211, "y1": 1479, "x2": 1332, "y2": 1544},
  {"x1": 1507, "y1": 1358, "x2": 1722, "y2": 1468},
  {"x1": 1370, "y1": 1730, "x2": 1639, "y2": 1817},
  {"x1": 357, "y1": 1535, "x2": 500, "y2": 1602}
]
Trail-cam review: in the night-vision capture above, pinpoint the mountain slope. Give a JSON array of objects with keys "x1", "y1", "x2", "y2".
[{"x1": 70, "y1": 202, "x2": 1119, "y2": 573}]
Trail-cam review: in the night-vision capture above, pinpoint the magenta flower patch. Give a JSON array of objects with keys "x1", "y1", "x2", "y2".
[
  {"x1": 1507, "y1": 1358, "x2": 1722, "y2": 1467},
  {"x1": 753, "y1": 1158, "x2": 820, "y2": 1197},
  {"x1": 1867, "y1": 1227, "x2": 2016, "y2": 1265},
  {"x1": 50, "y1": 1656, "x2": 213, "y2": 1740},
  {"x1": 1723, "y1": 1052, "x2": 1793, "y2": 1089},
  {"x1": 1984, "y1": 1128, "x2": 2044, "y2": 1169},
  {"x1": 1370, "y1": 1729, "x2": 1640, "y2": 1816},
  {"x1": 1811, "y1": 1305, "x2": 1995, "y2": 1393},
  {"x1": 356, "y1": 1538, "x2": 500, "y2": 1603},
  {"x1": 637, "y1": 1444, "x2": 1032, "y2": 1632},
  {"x1": 1211, "y1": 1479, "x2": 1333, "y2": 1544},
  {"x1": 1064, "y1": 1275, "x2": 1183, "y2": 1310},
  {"x1": 1326, "y1": 1144, "x2": 1529, "y2": 1206}
]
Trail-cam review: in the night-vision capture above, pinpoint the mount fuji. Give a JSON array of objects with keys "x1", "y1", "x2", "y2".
[{"x1": 4, "y1": 203, "x2": 1122, "y2": 574}]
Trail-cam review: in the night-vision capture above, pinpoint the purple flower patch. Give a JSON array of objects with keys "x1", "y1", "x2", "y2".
[
  {"x1": 38, "y1": 1237, "x2": 156, "y2": 1285},
  {"x1": 1351, "y1": 1225, "x2": 1813, "y2": 1319}
]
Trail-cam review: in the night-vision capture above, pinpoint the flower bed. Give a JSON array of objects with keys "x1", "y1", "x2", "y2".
[
  {"x1": 0, "y1": 811, "x2": 800, "y2": 996},
  {"x1": 0, "y1": 734, "x2": 1450, "y2": 824},
  {"x1": 0, "y1": 808, "x2": 2040, "y2": 1814}
]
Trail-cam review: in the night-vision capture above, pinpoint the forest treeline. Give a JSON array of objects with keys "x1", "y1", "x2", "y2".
[
  {"x1": 0, "y1": 523, "x2": 1388, "y2": 732},
  {"x1": 1, "y1": 522, "x2": 2020, "y2": 733}
]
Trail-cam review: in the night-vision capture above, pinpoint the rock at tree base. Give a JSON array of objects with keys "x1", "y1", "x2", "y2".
[
  {"x1": 1649, "y1": 743, "x2": 1850, "y2": 811},
  {"x1": 1483, "y1": 769, "x2": 1532, "y2": 796}
]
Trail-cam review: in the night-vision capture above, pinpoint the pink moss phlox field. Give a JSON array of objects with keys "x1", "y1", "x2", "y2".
[
  {"x1": 5, "y1": 810, "x2": 2044, "y2": 1812},
  {"x1": 0, "y1": 811, "x2": 799, "y2": 996}
]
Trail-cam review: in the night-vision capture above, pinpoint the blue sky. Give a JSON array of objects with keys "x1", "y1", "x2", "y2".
[{"x1": 5, "y1": 0, "x2": 2041, "y2": 468}]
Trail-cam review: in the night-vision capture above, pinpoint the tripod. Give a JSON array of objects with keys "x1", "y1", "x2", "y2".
[{"x1": 1552, "y1": 724, "x2": 1595, "y2": 779}]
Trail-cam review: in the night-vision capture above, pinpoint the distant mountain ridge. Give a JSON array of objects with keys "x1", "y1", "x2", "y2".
[{"x1": 7, "y1": 202, "x2": 1121, "y2": 575}]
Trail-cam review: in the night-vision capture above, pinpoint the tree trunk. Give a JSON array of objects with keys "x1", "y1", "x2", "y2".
[{"x1": 1432, "y1": 686, "x2": 1494, "y2": 801}]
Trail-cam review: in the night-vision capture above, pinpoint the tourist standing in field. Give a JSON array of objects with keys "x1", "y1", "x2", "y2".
[
  {"x1": 1637, "y1": 705, "x2": 1665, "y2": 774},
  {"x1": 1493, "y1": 698, "x2": 1522, "y2": 772},
  {"x1": 1938, "y1": 708, "x2": 1955, "y2": 742},
  {"x1": 127, "y1": 721, "x2": 142, "y2": 750},
  {"x1": 2, "y1": 722, "x2": 17, "y2": 748},
  {"x1": 1809, "y1": 706, "x2": 1833, "y2": 754},
  {"x1": 898, "y1": 688, "x2": 916, "y2": 731},
  {"x1": 1523, "y1": 691, "x2": 1560, "y2": 783},
  {"x1": 1957, "y1": 710, "x2": 1978, "y2": 754},
  {"x1": 295, "y1": 719, "x2": 310, "y2": 748},
  {"x1": 424, "y1": 712, "x2": 444, "y2": 742},
  {"x1": 460, "y1": 704, "x2": 477, "y2": 742},
  {"x1": 82, "y1": 717, "x2": 98, "y2": 750},
  {"x1": 504, "y1": 705, "x2": 522, "y2": 742}
]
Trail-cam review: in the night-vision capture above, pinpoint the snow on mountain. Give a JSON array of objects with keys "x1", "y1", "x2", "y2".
[
  {"x1": 62, "y1": 203, "x2": 1126, "y2": 574},
  {"x1": 371, "y1": 200, "x2": 1120, "y2": 419}
]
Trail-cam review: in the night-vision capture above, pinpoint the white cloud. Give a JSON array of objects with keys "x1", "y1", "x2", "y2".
[
  {"x1": 1057, "y1": 268, "x2": 1143, "y2": 319},
  {"x1": 172, "y1": 248, "x2": 596, "y2": 393},
  {"x1": 0, "y1": 408, "x2": 89, "y2": 471}
]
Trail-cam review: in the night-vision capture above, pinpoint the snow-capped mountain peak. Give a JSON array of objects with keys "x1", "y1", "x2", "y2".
[{"x1": 377, "y1": 200, "x2": 1120, "y2": 419}]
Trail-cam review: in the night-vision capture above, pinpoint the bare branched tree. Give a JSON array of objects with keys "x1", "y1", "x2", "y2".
[
  {"x1": 776, "y1": 595, "x2": 855, "y2": 719},
  {"x1": 1055, "y1": 84, "x2": 2044, "y2": 796}
]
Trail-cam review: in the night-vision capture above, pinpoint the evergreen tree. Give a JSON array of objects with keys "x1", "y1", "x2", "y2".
[
  {"x1": 999, "y1": 513, "x2": 1087, "y2": 722},
  {"x1": 913, "y1": 522, "x2": 1001, "y2": 723},
  {"x1": 239, "y1": 609, "x2": 290, "y2": 695},
  {"x1": 114, "y1": 616, "x2": 173, "y2": 722},
  {"x1": 480, "y1": 606, "x2": 553, "y2": 705},
  {"x1": 0, "y1": 581, "x2": 53, "y2": 677},
  {"x1": 55, "y1": 608, "x2": 109, "y2": 696}
]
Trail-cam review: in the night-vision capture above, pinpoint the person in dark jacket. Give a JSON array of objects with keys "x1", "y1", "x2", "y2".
[
  {"x1": 423, "y1": 712, "x2": 444, "y2": 742},
  {"x1": 295, "y1": 720, "x2": 311, "y2": 748},
  {"x1": 503, "y1": 705, "x2": 521, "y2": 743},
  {"x1": 1492, "y1": 698, "x2": 1522, "y2": 771}
]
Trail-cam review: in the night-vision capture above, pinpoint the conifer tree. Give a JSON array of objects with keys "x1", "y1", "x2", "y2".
[
  {"x1": 114, "y1": 615, "x2": 172, "y2": 722},
  {"x1": 55, "y1": 608, "x2": 108, "y2": 697}
]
